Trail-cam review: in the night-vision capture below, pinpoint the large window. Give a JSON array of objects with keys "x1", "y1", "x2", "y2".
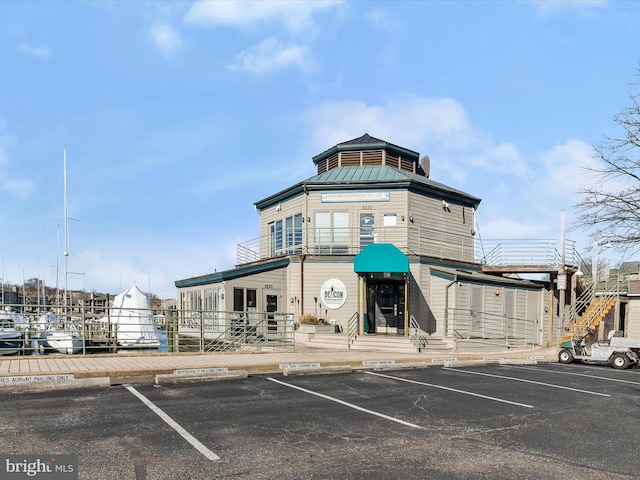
[
  {"x1": 314, "y1": 211, "x2": 350, "y2": 253},
  {"x1": 272, "y1": 213, "x2": 303, "y2": 256},
  {"x1": 269, "y1": 220, "x2": 283, "y2": 256},
  {"x1": 285, "y1": 213, "x2": 303, "y2": 253}
]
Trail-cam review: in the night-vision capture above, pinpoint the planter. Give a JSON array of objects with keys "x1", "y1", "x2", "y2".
[{"x1": 298, "y1": 324, "x2": 335, "y2": 334}]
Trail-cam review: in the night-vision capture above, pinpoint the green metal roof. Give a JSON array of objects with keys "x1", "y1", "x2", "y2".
[
  {"x1": 430, "y1": 266, "x2": 543, "y2": 289},
  {"x1": 354, "y1": 243, "x2": 409, "y2": 274},
  {"x1": 175, "y1": 258, "x2": 290, "y2": 288},
  {"x1": 255, "y1": 165, "x2": 481, "y2": 211}
]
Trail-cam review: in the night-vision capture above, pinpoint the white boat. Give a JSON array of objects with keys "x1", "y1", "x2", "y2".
[
  {"x1": 98, "y1": 284, "x2": 160, "y2": 348},
  {"x1": 0, "y1": 308, "x2": 24, "y2": 355},
  {"x1": 38, "y1": 314, "x2": 84, "y2": 354}
]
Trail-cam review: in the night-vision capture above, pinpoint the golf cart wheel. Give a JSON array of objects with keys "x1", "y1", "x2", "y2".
[
  {"x1": 612, "y1": 353, "x2": 631, "y2": 370},
  {"x1": 558, "y1": 349, "x2": 574, "y2": 364}
]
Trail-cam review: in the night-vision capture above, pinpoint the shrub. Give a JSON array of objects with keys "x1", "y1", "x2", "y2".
[{"x1": 298, "y1": 314, "x2": 319, "y2": 325}]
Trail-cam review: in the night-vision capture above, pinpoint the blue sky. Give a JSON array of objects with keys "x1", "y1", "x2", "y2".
[{"x1": 0, "y1": 0, "x2": 638, "y2": 299}]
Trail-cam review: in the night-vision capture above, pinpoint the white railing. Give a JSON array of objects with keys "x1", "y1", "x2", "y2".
[
  {"x1": 445, "y1": 308, "x2": 536, "y2": 346},
  {"x1": 0, "y1": 304, "x2": 296, "y2": 355},
  {"x1": 237, "y1": 227, "x2": 578, "y2": 270}
]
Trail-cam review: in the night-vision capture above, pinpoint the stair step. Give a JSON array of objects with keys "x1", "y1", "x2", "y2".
[{"x1": 298, "y1": 332, "x2": 454, "y2": 354}]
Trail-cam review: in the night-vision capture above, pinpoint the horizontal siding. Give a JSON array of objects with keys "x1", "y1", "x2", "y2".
[
  {"x1": 627, "y1": 301, "x2": 640, "y2": 338},
  {"x1": 302, "y1": 261, "x2": 359, "y2": 328},
  {"x1": 429, "y1": 274, "x2": 449, "y2": 336},
  {"x1": 408, "y1": 191, "x2": 475, "y2": 262}
]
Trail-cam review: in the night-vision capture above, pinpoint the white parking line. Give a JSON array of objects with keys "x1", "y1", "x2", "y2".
[
  {"x1": 443, "y1": 368, "x2": 610, "y2": 397},
  {"x1": 502, "y1": 364, "x2": 640, "y2": 385},
  {"x1": 266, "y1": 377, "x2": 426, "y2": 429},
  {"x1": 365, "y1": 371, "x2": 534, "y2": 408},
  {"x1": 125, "y1": 385, "x2": 220, "y2": 461}
]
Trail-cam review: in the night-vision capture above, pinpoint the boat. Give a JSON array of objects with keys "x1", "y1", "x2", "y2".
[
  {"x1": 98, "y1": 284, "x2": 160, "y2": 348},
  {"x1": 0, "y1": 308, "x2": 25, "y2": 355},
  {"x1": 36, "y1": 148, "x2": 84, "y2": 355},
  {"x1": 37, "y1": 314, "x2": 84, "y2": 354}
]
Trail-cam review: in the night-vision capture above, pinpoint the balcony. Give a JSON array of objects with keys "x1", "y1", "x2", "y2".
[{"x1": 237, "y1": 227, "x2": 579, "y2": 271}]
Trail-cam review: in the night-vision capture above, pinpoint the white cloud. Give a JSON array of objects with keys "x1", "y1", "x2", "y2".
[
  {"x1": 17, "y1": 43, "x2": 52, "y2": 60},
  {"x1": 528, "y1": 0, "x2": 609, "y2": 17},
  {"x1": 300, "y1": 97, "x2": 471, "y2": 153},
  {"x1": 469, "y1": 142, "x2": 530, "y2": 177},
  {"x1": 1, "y1": 178, "x2": 35, "y2": 199},
  {"x1": 150, "y1": 22, "x2": 183, "y2": 58},
  {"x1": 185, "y1": 0, "x2": 342, "y2": 33},
  {"x1": 0, "y1": 120, "x2": 34, "y2": 199},
  {"x1": 366, "y1": 9, "x2": 399, "y2": 31},
  {"x1": 228, "y1": 37, "x2": 311, "y2": 74}
]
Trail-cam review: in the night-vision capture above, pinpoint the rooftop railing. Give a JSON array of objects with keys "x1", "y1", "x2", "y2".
[
  {"x1": 477, "y1": 238, "x2": 579, "y2": 268},
  {"x1": 237, "y1": 227, "x2": 578, "y2": 269}
]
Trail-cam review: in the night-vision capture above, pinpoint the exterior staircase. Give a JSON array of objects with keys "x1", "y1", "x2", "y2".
[{"x1": 561, "y1": 292, "x2": 618, "y2": 343}]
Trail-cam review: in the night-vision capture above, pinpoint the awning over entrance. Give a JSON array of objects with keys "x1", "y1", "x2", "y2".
[{"x1": 354, "y1": 243, "x2": 409, "y2": 274}]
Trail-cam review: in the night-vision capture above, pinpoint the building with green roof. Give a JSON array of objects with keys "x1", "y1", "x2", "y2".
[{"x1": 176, "y1": 134, "x2": 546, "y2": 348}]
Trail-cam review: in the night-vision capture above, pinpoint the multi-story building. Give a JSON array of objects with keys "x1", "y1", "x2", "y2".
[{"x1": 176, "y1": 134, "x2": 559, "y2": 347}]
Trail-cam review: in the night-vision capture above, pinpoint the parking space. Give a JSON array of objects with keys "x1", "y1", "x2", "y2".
[{"x1": 2, "y1": 364, "x2": 638, "y2": 479}]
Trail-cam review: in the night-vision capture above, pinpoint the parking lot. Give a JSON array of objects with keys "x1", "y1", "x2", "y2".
[{"x1": 2, "y1": 362, "x2": 639, "y2": 479}]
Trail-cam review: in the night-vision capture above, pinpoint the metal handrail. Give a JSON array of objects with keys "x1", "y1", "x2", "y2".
[
  {"x1": 477, "y1": 239, "x2": 578, "y2": 267},
  {"x1": 237, "y1": 227, "x2": 579, "y2": 272},
  {"x1": 0, "y1": 303, "x2": 296, "y2": 355},
  {"x1": 409, "y1": 315, "x2": 421, "y2": 351},
  {"x1": 237, "y1": 225, "x2": 478, "y2": 265},
  {"x1": 562, "y1": 273, "x2": 629, "y2": 341},
  {"x1": 444, "y1": 308, "x2": 536, "y2": 346},
  {"x1": 347, "y1": 311, "x2": 359, "y2": 349}
]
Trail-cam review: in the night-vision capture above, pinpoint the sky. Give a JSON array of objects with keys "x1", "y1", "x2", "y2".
[{"x1": 0, "y1": 0, "x2": 639, "y2": 299}]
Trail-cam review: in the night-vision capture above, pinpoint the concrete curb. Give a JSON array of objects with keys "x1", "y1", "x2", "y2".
[
  {"x1": 0, "y1": 376, "x2": 111, "y2": 394},
  {"x1": 499, "y1": 359, "x2": 539, "y2": 365},
  {"x1": 373, "y1": 362, "x2": 429, "y2": 371},
  {"x1": 443, "y1": 360, "x2": 489, "y2": 368},
  {"x1": 155, "y1": 370, "x2": 248, "y2": 385},
  {"x1": 282, "y1": 365, "x2": 353, "y2": 376}
]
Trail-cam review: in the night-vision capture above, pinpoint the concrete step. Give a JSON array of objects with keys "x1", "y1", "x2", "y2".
[
  {"x1": 453, "y1": 339, "x2": 524, "y2": 352},
  {"x1": 298, "y1": 332, "x2": 456, "y2": 354}
]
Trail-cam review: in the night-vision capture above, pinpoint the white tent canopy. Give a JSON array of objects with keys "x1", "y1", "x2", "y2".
[{"x1": 99, "y1": 283, "x2": 159, "y2": 346}]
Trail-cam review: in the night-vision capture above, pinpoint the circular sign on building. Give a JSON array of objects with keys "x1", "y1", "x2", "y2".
[{"x1": 320, "y1": 279, "x2": 347, "y2": 309}]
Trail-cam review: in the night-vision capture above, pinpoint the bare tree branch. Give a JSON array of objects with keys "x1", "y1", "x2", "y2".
[{"x1": 574, "y1": 65, "x2": 640, "y2": 253}]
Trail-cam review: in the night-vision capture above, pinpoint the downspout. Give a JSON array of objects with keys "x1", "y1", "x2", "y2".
[
  {"x1": 300, "y1": 254, "x2": 305, "y2": 319},
  {"x1": 444, "y1": 275, "x2": 458, "y2": 337},
  {"x1": 302, "y1": 182, "x2": 308, "y2": 315}
]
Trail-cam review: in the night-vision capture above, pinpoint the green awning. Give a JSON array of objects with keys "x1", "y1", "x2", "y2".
[{"x1": 354, "y1": 243, "x2": 409, "y2": 273}]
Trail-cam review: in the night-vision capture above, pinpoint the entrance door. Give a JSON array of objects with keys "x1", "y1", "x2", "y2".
[
  {"x1": 266, "y1": 294, "x2": 278, "y2": 338},
  {"x1": 366, "y1": 281, "x2": 404, "y2": 334}
]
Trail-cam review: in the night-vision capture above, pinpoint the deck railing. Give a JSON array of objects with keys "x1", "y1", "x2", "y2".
[
  {"x1": 477, "y1": 239, "x2": 579, "y2": 268},
  {"x1": 444, "y1": 308, "x2": 536, "y2": 346},
  {"x1": 237, "y1": 227, "x2": 577, "y2": 269},
  {"x1": 0, "y1": 304, "x2": 296, "y2": 356}
]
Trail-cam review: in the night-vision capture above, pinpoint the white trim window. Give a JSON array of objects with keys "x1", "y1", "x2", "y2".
[{"x1": 314, "y1": 211, "x2": 350, "y2": 254}]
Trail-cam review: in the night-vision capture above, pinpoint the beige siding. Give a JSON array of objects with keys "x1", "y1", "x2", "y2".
[
  {"x1": 299, "y1": 259, "x2": 359, "y2": 330},
  {"x1": 304, "y1": 189, "x2": 410, "y2": 252},
  {"x1": 429, "y1": 273, "x2": 449, "y2": 336},
  {"x1": 627, "y1": 300, "x2": 640, "y2": 338},
  {"x1": 407, "y1": 192, "x2": 475, "y2": 262}
]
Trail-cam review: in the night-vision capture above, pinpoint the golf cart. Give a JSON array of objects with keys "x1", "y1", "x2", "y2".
[{"x1": 558, "y1": 329, "x2": 640, "y2": 369}]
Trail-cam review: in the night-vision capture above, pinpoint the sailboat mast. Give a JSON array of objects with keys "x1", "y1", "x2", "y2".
[{"x1": 63, "y1": 147, "x2": 69, "y2": 311}]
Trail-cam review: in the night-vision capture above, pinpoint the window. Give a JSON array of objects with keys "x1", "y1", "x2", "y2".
[
  {"x1": 270, "y1": 220, "x2": 284, "y2": 256},
  {"x1": 314, "y1": 211, "x2": 350, "y2": 253},
  {"x1": 285, "y1": 213, "x2": 303, "y2": 253}
]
